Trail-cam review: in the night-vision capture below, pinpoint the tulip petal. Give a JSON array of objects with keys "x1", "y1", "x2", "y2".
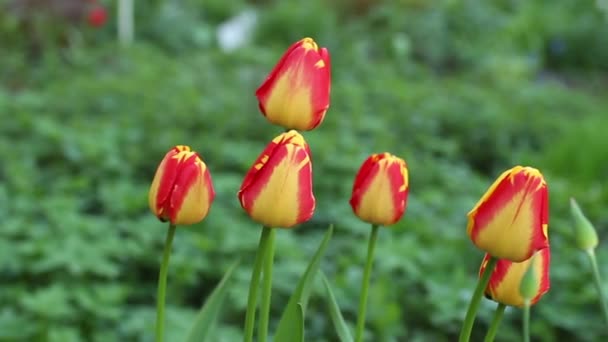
[
  {"x1": 149, "y1": 146, "x2": 216, "y2": 225},
  {"x1": 239, "y1": 142, "x2": 314, "y2": 228},
  {"x1": 256, "y1": 38, "x2": 330, "y2": 131},
  {"x1": 350, "y1": 154, "x2": 409, "y2": 226},
  {"x1": 171, "y1": 155, "x2": 215, "y2": 225},
  {"x1": 481, "y1": 247, "x2": 550, "y2": 307},
  {"x1": 467, "y1": 166, "x2": 549, "y2": 262},
  {"x1": 148, "y1": 147, "x2": 187, "y2": 221}
]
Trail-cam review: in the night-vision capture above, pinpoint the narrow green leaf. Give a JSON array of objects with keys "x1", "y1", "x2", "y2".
[
  {"x1": 184, "y1": 260, "x2": 240, "y2": 342},
  {"x1": 295, "y1": 303, "x2": 305, "y2": 342},
  {"x1": 321, "y1": 272, "x2": 354, "y2": 342},
  {"x1": 273, "y1": 225, "x2": 334, "y2": 342}
]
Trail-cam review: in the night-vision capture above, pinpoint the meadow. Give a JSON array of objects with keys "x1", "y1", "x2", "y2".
[{"x1": 1, "y1": 1, "x2": 607, "y2": 341}]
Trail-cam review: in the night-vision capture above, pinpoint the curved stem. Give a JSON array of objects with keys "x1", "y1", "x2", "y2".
[
  {"x1": 483, "y1": 303, "x2": 506, "y2": 342},
  {"x1": 355, "y1": 224, "x2": 380, "y2": 342},
  {"x1": 458, "y1": 256, "x2": 498, "y2": 342},
  {"x1": 522, "y1": 300, "x2": 530, "y2": 342},
  {"x1": 587, "y1": 249, "x2": 608, "y2": 326},
  {"x1": 155, "y1": 224, "x2": 177, "y2": 342},
  {"x1": 243, "y1": 227, "x2": 273, "y2": 342},
  {"x1": 258, "y1": 227, "x2": 276, "y2": 342}
]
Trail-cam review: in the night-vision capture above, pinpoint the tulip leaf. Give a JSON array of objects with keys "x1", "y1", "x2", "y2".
[
  {"x1": 273, "y1": 225, "x2": 334, "y2": 342},
  {"x1": 295, "y1": 303, "x2": 305, "y2": 342},
  {"x1": 183, "y1": 259, "x2": 240, "y2": 342},
  {"x1": 320, "y1": 271, "x2": 354, "y2": 342}
]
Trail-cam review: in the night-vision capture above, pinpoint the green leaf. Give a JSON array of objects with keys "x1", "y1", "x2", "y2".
[
  {"x1": 295, "y1": 303, "x2": 305, "y2": 342},
  {"x1": 183, "y1": 259, "x2": 240, "y2": 342},
  {"x1": 321, "y1": 272, "x2": 354, "y2": 342},
  {"x1": 273, "y1": 225, "x2": 334, "y2": 342}
]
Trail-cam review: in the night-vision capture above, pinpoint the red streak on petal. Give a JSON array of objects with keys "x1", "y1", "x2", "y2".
[
  {"x1": 386, "y1": 161, "x2": 408, "y2": 223},
  {"x1": 296, "y1": 150, "x2": 315, "y2": 223},
  {"x1": 167, "y1": 153, "x2": 201, "y2": 223}
]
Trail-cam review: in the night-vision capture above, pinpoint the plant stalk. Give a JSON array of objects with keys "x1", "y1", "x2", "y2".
[
  {"x1": 258, "y1": 227, "x2": 276, "y2": 342},
  {"x1": 355, "y1": 224, "x2": 380, "y2": 342},
  {"x1": 458, "y1": 256, "x2": 498, "y2": 342},
  {"x1": 587, "y1": 249, "x2": 608, "y2": 326},
  {"x1": 155, "y1": 224, "x2": 177, "y2": 342},
  {"x1": 243, "y1": 226, "x2": 273, "y2": 342},
  {"x1": 483, "y1": 303, "x2": 506, "y2": 342},
  {"x1": 522, "y1": 300, "x2": 530, "y2": 342}
]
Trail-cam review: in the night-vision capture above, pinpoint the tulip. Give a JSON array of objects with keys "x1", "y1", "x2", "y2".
[
  {"x1": 238, "y1": 130, "x2": 315, "y2": 228},
  {"x1": 255, "y1": 37, "x2": 331, "y2": 131},
  {"x1": 87, "y1": 5, "x2": 107, "y2": 28},
  {"x1": 467, "y1": 166, "x2": 549, "y2": 262},
  {"x1": 148, "y1": 145, "x2": 215, "y2": 225},
  {"x1": 349, "y1": 153, "x2": 409, "y2": 226},
  {"x1": 479, "y1": 247, "x2": 551, "y2": 308}
]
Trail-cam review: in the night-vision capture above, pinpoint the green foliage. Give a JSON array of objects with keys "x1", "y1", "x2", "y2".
[
  {"x1": 321, "y1": 272, "x2": 353, "y2": 342},
  {"x1": 185, "y1": 259, "x2": 240, "y2": 342},
  {"x1": 1, "y1": 0, "x2": 608, "y2": 341},
  {"x1": 275, "y1": 226, "x2": 333, "y2": 341}
]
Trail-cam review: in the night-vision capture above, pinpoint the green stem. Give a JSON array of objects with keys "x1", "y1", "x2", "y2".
[
  {"x1": 522, "y1": 300, "x2": 530, "y2": 342},
  {"x1": 355, "y1": 224, "x2": 380, "y2": 342},
  {"x1": 458, "y1": 256, "x2": 498, "y2": 342},
  {"x1": 587, "y1": 249, "x2": 608, "y2": 326},
  {"x1": 243, "y1": 227, "x2": 273, "y2": 342},
  {"x1": 483, "y1": 303, "x2": 506, "y2": 342},
  {"x1": 155, "y1": 224, "x2": 177, "y2": 342},
  {"x1": 258, "y1": 227, "x2": 276, "y2": 342}
]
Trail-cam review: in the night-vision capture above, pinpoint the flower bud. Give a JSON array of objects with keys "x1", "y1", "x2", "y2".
[
  {"x1": 238, "y1": 130, "x2": 315, "y2": 228},
  {"x1": 467, "y1": 166, "x2": 549, "y2": 262},
  {"x1": 255, "y1": 37, "x2": 331, "y2": 131},
  {"x1": 349, "y1": 153, "x2": 409, "y2": 226},
  {"x1": 148, "y1": 146, "x2": 215, "y2": 225},
  {"x1": 570, "y1": 198, "x2": 599, "y2": 251}
]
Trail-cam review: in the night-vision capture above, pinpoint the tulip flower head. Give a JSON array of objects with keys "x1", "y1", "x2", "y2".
[
  {"x1": 467, "y1": 166, "x2": 549, "y2": 262},
  {"x1": 149, "y1": 146, "x2": 215, "y2": 225},
  {"x1": 255, "y1": 37, "x2": 331, "y2": 131},
  {"x1": 87, "y1": 3, "x2": 107, "y2": 28},
  {"x1": 479, "y1": 247, "x2": 551, "y2": 307},
  {"x1": 238, "y1": 130, "x2": 315, "y2": 228},
  {"x1": 349, "y1": 153, "x2": 409, "y2": 226}
]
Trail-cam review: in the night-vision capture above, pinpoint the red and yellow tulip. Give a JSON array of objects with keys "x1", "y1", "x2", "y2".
[
  {"x1": 238, "y1": 130, "x2": 315, "y2": 228},
  {"x1": 479, "y1": 247, "x2": 551, "y2": 307},
  {"x1": 255, "y1": 37, "x2": 331, "y2": 131},
  {"x1": 148, "y1": 145, "x2": 215, "y2": 225},
  {"x1": 349, "y1": 153, "x2": 409, "y2": 226},
  {"x1": 467, "y1": 166, "x2": 549, "y2": 262}
]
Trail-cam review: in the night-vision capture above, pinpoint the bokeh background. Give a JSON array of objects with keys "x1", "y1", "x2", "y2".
[{"x1": 1, "y1": 0, "x2": 607, "y2": 341}]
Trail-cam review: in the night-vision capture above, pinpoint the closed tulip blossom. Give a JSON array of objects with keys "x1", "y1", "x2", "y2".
[
  {"x1": 255, "y1": 37, "x2": 331, "y2": 131},
  {"x1": 467, "y1": 166, "x2": 549, "y2": 262},
  {"x1": 479, "y1": 247, "x2": 551, "y2": 307},
  {"x1": 148, "y1": 145, "x2": 215, "y2": 225},
  {"x1": 349, "y1": 153, "x2": 409, "y2": 226},
  {"x1": 238, "y1": 130, "x2": 315, "y2": 228}
]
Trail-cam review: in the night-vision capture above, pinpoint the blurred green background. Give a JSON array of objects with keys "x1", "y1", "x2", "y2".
[{"x1": 1, "y1": 0, "x2": 607, "y2": 341}]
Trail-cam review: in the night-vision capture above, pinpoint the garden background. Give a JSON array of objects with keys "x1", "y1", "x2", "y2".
[{"x1": 1, "y1": 0, "x2": 607, "y2": 341}]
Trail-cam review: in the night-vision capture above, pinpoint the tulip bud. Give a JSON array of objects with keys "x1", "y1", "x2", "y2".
[
  {"x1": 238, "y1": 130, "x2": 315, "y2": 228},
  {"x1": 479, "y1": 248, "x2": 550, "y2": 308},
  {"x1": 519, "y1": 254, "x2": 539, "y2": 301},
  {"x1": 467, "y1": 166, "x2": 549, "y2": 262},
  {"x1": 349, "y1": 153, "x2": 409, "y2": 226},
  {"x1": 569, "y1": 198, "x2": 599, "y2": 251},
  {"x1": 148, "y1": 145, "x2": 215, "y2": 225},
  {"x1": 255, "y1": 37, "x2": 331, "y2": 131}
]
